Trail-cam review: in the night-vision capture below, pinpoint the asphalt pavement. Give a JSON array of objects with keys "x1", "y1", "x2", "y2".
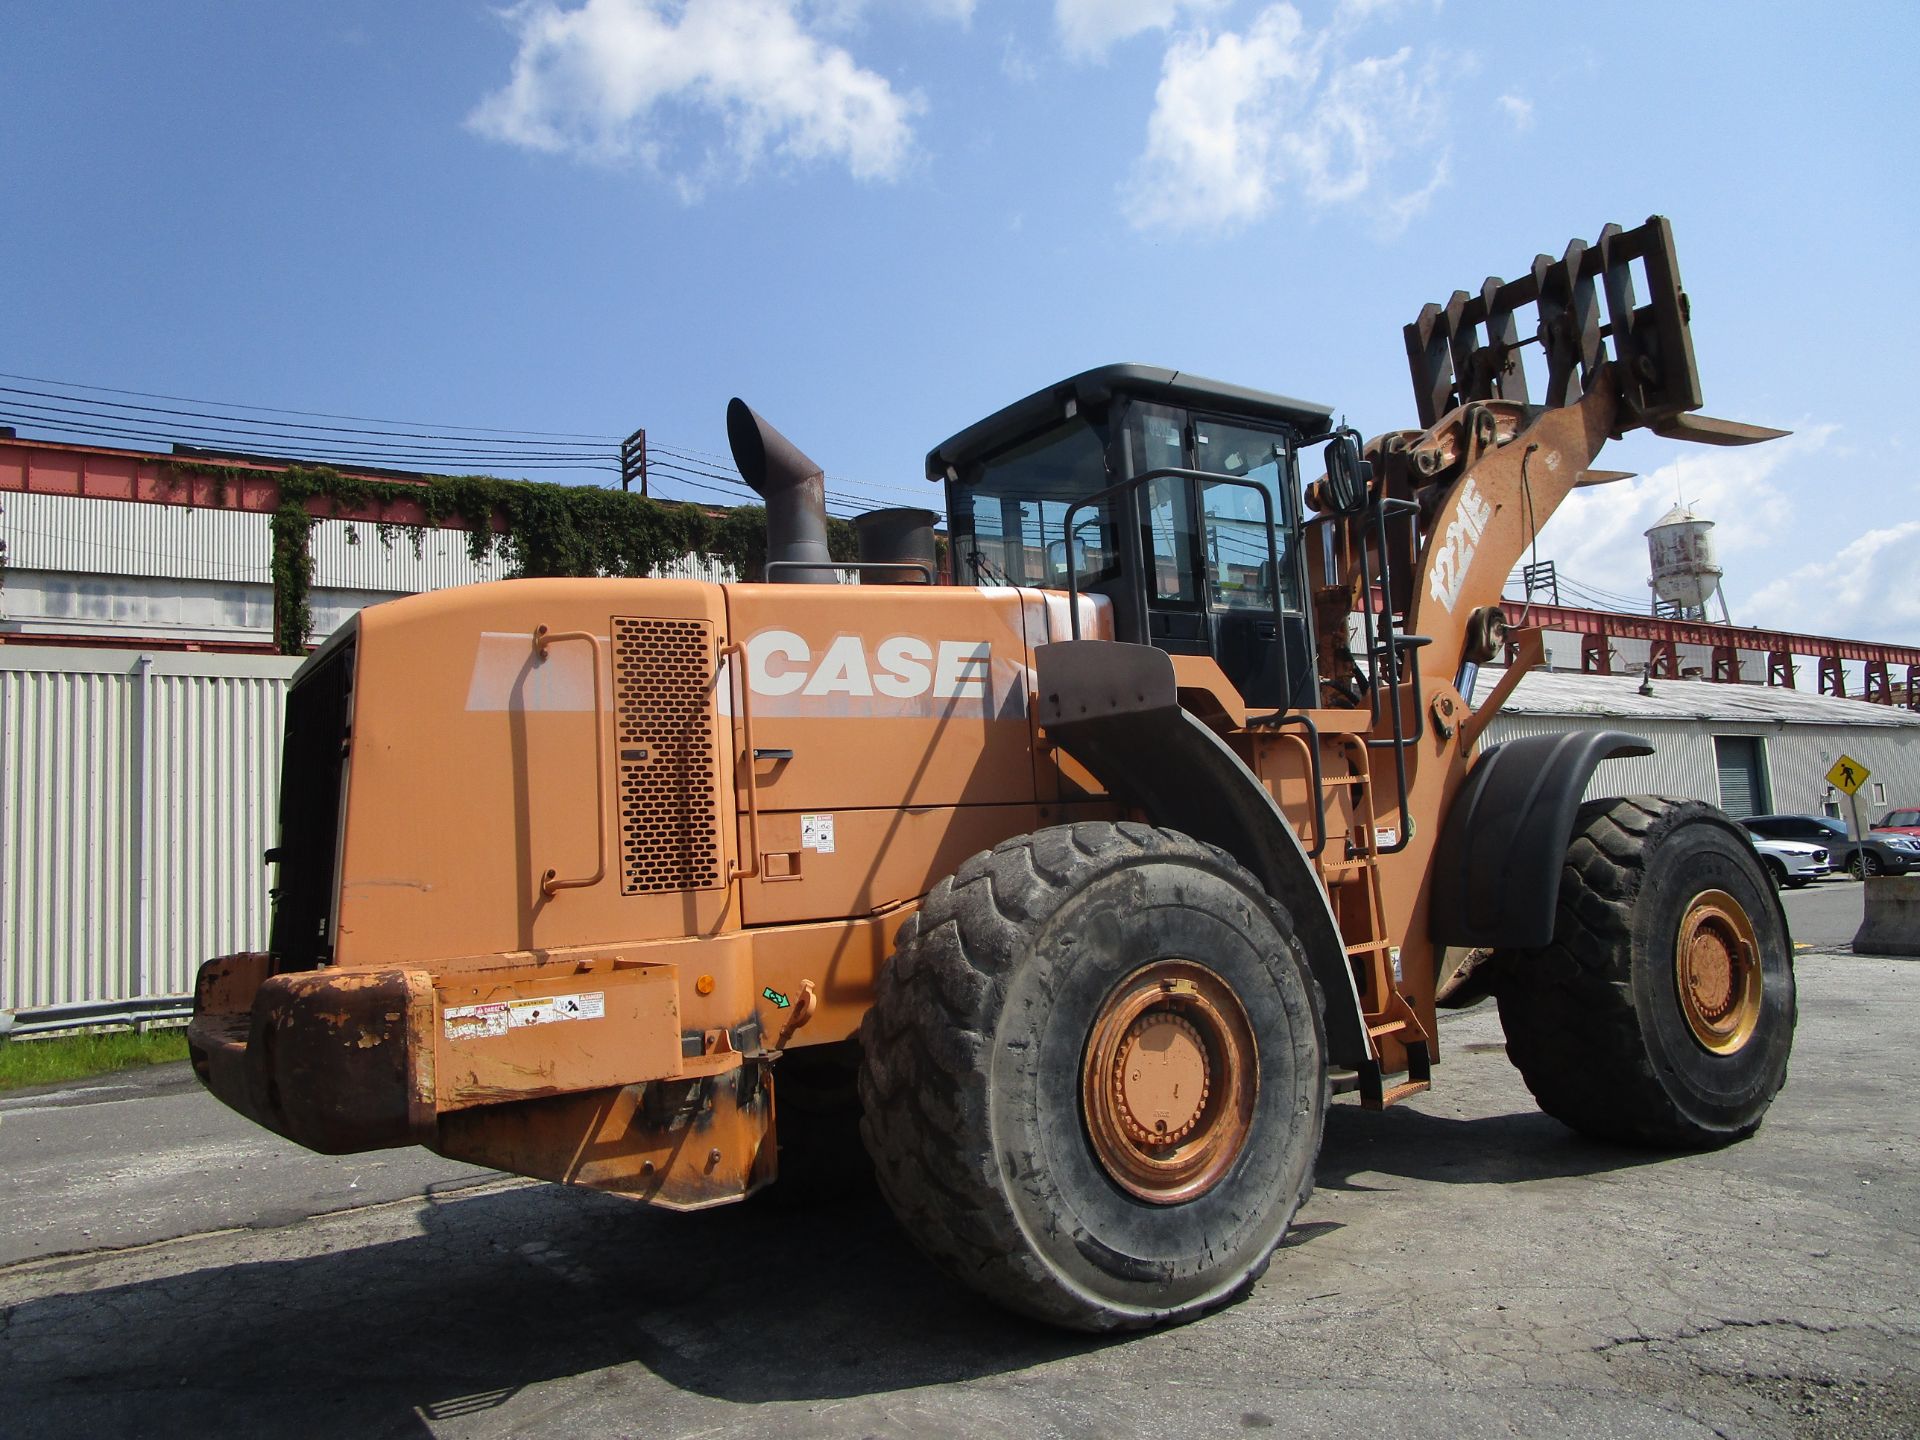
[
  {"x1": 1, "y1": 943, "x2": 1914, "y2": 1439},
  {"x1": 1775, "y1": 872, "x2": 1867, "y2": 950}
]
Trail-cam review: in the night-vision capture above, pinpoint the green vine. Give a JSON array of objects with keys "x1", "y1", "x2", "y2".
[{"x1": 165, "y1": 461, "x2": 860, "y2": 654}]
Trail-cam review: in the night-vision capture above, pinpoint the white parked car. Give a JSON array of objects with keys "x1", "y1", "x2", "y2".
[{"x1": 1746, "y1": 835, "x2": 1831, "y2": 889}]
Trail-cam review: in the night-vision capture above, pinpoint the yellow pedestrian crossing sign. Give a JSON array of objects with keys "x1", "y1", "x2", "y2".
[{"x1": 1827, "y1": 755, "x2": 1870, "y2": 795}]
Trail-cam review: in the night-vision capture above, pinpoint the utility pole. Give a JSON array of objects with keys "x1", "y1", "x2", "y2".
[{"x1": 620, "y1": 428, "x2": 647, "y2": 496}]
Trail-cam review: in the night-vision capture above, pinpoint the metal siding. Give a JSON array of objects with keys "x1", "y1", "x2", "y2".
[
  {"x1": 650, "y1": 553, "x2": 738, "y2": 584},
  {"x1": 308, "y1": 518, "x2": 502, "y2": 592},
  {"x1": 1483, "y1": 710, "x2": 1920, "y2": 819},
  {"x1": 1481, "y1": 714, "x2": 1723, "y2": 802},
  {"x1": 143, "y1": 669, "x2": 286, "y2": 997},
  {"x1": 2, "y1": 490, "x2": 268, "y2": 583},
  {"x1": 3, "y1": 491, "x2": 740, "y2": 592},
  {"x1": 1754, "y1": 725, "x2": 1920, "y2": 818},
  {"x1": 1, "y1": 648, "x2": 299, "y2": 1018},
  {"x1": 2, "y1": 665, "x2": 132, "y2": 1011}
]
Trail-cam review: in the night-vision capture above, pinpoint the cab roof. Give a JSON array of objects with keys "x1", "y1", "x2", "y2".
[{"x1": 924, "y1": 363, "x2": 1335, "y2": 482}]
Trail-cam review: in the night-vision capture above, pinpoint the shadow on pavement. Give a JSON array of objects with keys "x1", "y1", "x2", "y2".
[
  {"x1": 1315, "y1": 1098, "x2": 1671, "y2": 1193},
  {"x1": 0, "y1": 1179, "x2": 1103, "y2": 1438},
  {"x1": 2, "y1": 1098, "x2": 1668, "y2": 1436}
]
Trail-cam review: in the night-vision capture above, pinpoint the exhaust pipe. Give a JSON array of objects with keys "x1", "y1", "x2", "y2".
[
  {"x1": 726, "y1": 398, "x2": 836, "y2": 584},
  {"x1": 854, "y1": 507, "x2": 939, "y2": 584}
]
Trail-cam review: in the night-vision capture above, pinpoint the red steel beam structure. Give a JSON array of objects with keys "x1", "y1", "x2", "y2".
[
  {"x1": 1501, "y1": 598, "x2": 1920, "y2": 707},
  {"x1": 0, "y1": 435, "x2": 503, "y2": 532}
]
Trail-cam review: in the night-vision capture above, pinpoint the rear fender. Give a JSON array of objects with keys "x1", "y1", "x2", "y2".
[{"x1": 1035, "y1": 641, "x2": 1370, "y2": 1069}]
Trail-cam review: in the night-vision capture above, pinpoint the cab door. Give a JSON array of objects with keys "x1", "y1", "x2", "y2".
[
  {"x1": 1192, "y1": 415, "x2": 1316, "y2": 711},
  {"x1": 1121, "y1": 402, "x2": 1315, "y2": 712}
]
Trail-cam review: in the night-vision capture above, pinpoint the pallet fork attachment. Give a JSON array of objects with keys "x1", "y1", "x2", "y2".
[{"x1": 1404, "y1": 215, "x2": 1786, "y2": 447}]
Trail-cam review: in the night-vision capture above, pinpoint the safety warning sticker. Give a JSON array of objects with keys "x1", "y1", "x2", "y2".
[
  {"x1": 801, "y1": 813, "x2": 835, "y2": 854},
  {"x1": 444, "y1": 991, "x2": 605, "y2": 1041},
  {"x1": 444, "y1": 1003, "x2": 509, "y2": 1041}
]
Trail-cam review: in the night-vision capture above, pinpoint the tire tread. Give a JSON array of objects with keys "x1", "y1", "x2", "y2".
[
  {"x1": 1495, "y1": 795, "x2": 1792, "y2": 1148},
  {"x1": 857, "y1": 822, "x2": 1324, "y2": 1331}
]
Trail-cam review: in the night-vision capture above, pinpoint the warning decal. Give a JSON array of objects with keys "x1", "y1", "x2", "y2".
[
  {"x1": 444, "y1": 1003, "x2": 509, "y2": 1041},
  {"x1": 444, "y1": 991, "x2": 605, "y2": 1041},
  {"x1": 801, "y1": 813, "x2": 836, "y2": 854}
]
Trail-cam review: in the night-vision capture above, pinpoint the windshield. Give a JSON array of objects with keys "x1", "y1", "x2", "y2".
[{"x1": 947, "y1": 417, "x2": 1116, "y2": 588}]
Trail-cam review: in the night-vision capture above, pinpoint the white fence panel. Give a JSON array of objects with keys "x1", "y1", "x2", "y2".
[{"x1": 0, "y1": 647, "x2": 300, "y2": 1028}]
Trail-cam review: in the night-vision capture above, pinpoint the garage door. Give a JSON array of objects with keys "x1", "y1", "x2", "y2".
[{"x1": 1714, "y1": 735, "x2": 1769, "y2": 817}]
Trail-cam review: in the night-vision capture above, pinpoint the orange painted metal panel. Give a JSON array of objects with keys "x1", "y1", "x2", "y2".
[
  {"x1": 432, "y1": 959, "x2": 683, "y2": 1112},
  {"x1": 336, "y1": 577, "x2": 738, "y2": 971},
  {"x1": 720, "y1": 583, "x2": 1040, "y2": 812},
  {"x1": 738, "y1": 802, "x2": 1044, "y2": 926}
]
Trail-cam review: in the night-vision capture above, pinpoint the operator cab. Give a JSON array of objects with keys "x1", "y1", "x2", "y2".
[{"x1": 928, "y1": 364, "x2": 1335, "y2": 712}]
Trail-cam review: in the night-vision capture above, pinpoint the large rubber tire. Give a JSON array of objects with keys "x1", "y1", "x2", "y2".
[
  {"x1": 857, "y1": 822, "x2": 1327, "y2": 1332},
  {"x1": 1494, "y1": 796, "x2": 1796, "y2": 1148}
]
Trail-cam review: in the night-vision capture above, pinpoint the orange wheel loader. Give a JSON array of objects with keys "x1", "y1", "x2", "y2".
[{"x1": 190, "y1": 217, "x2": 1796, "y2": 1331}]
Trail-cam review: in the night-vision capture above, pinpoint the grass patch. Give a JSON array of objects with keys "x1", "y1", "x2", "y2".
[{"x1": 0, "y1": 1027, "x2": 190, "y2": 1091}]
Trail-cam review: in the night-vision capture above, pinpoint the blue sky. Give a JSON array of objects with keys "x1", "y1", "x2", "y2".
[{"x1": 3, "y1": 1, "x2": 1916, "y2": 645}]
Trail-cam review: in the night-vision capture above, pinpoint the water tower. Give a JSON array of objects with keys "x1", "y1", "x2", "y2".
[{"x1": 1646, "y1": 502, "x2": 1729, "y2": 622}]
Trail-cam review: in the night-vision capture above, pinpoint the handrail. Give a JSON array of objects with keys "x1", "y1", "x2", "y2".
[
  {"x1": 1257, "y1": 711, "x2": 1327, "y2": 858},
  {"x1": 1059, "y1": 470, "x2": 1297, "y2": 718},
  {"x1": 1059, "y1": 468, "x2": 1282, "y2": 641},
  {"x1": 1353, "y1": 495, "x2": 1424, "y2": 855},
  {"x1": 719, "y1": 640, "x2": 762, "y2": 881},
  {"x1": 533, "y1": 626, "x2": 609, "y2": 897}
]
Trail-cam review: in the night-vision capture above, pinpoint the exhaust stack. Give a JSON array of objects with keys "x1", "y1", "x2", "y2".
[
  {"x1": 726, "y1": 398, "x2": 836, "y2": 584},
  {"x1": 854, "y1": 507, "x2": 939, "y2": 584}
]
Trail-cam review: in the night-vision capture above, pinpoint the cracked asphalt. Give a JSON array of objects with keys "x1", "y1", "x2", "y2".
[{"x1": 1, "y1": 937, "x2": 1913, "y2": 1439}]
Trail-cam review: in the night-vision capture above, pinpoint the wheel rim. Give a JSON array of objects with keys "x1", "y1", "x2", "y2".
[
  {"x1": 1081, "y1": 961, "x2": 1258, "y2": 1206},
  {"x1": 1673, "y1": 889, "x2": 1763, "y2": 1055}
]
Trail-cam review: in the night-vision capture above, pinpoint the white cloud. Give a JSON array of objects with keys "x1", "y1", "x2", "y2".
[
  {"x1": 1055, "y1": 0, "x2": 1227, "y2": 61},
  {"x1": 468, "y1": 0, "x2": 922, "y2": 190},
  {"x1": 1121, "y1": 3, "x2": 1449, "y2": 233},
  {"x1": 1001, "y1": 34, "x2": 1039, "y2": 83},
  {"x1": 811, "y1": 0, "x2": 975, "y2": 27},
  {"x1": 1497, "y1": 92, "x2": 1533, "y2": 131},
  {"x1": 1528, "y1": 424, "x2": 1835, "y2": 614},
  {"x1": 1746, "y1": 520, "x2": 1920, "y2": 646}
]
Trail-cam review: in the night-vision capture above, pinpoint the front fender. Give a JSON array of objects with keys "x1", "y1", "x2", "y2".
[
  {"x1": 1429, "y1": 729, "x2": 1654, "y2": 949},
  {"x1": 1036, "y1": 641, "x2": 1371, "y2": 1068}
]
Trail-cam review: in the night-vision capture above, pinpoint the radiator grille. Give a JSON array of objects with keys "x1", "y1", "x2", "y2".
[{"x1": 613, "y1": 617, "x2": 724, "y2": 894}]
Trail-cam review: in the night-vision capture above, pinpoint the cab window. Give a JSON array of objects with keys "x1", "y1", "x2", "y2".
[
  {"x1": 1193, "y1": 417, "x2": 1298, "y2": 613},
  {"x1": 948, "y1": 417, "x2": 1115, "y2": 588}
]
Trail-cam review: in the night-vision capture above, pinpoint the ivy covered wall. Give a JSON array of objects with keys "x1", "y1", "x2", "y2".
[{"x1": 166, "y1": 461, "x2": 860, "y2": 654}]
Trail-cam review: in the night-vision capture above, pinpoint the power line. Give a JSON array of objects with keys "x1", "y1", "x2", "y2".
[
  {"x1": 0, "y1": 370, "x2": 618, "y2": 441},
  {"x1": 0, "y1": 408, "x2": 619, "y2": 472},
  {"x1": 3, "y1": 374, "x2": 930, "y2": 516},
  {"x1": 0, "y1": 384, "x2": 614, "y2": 451},
  {"x1": 0, "y1": 397, "x2": 610, "y2": 459}
]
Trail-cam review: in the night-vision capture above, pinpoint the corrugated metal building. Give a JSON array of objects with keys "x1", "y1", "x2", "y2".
[
  {"x1": 0, "y1": 489, "x2": 736, "y2": 647},
  {"x1": 1477, "y1": 667, "x2": 1920, "y2": 820}
]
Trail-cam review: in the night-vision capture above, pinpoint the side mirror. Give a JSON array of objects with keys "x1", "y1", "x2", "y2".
[{"x1": 1323, "y1": 431, "x2": 1372, "y2": 514}]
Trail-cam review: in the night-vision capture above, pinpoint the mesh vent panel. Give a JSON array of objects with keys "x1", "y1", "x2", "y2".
[{"x1": 613, "y1": 617, "x2": 724, "y2": 893}]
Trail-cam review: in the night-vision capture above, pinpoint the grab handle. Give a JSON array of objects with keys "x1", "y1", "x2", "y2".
[
  {"x1": 720, "y1": 640, "x2": 762, "y2": 881},
  {"x1": 533, "y1": 626, "x2": 610, "y2": 897}
]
